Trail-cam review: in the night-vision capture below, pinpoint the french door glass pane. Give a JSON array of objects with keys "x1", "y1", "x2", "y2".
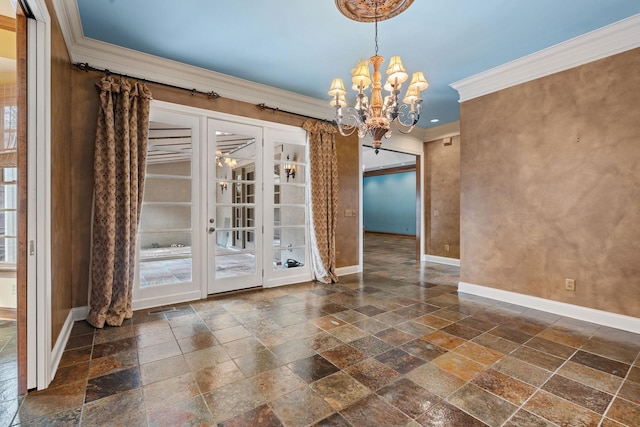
[
  {"x1": 273, "y1": 226, "x2": 306, "y2": 270},
  {"x1": 215, "y1": 252, "x2": 257, "y2": 278},
  {"x1": 273, "y1": 249, "x2": 305, "y2": 270},
  {"x1": 0, "y1": 210, "x2": 16, "y2": 235},
  {"x1": 139, "y1": 205, "x2": 191, "y2": 231},
  {"x1": 214, "y1": 132, "x2": 258, "y2": 281},
  {"x1": 275, "y1": 206, "x2": 305, "y2": 227},
  {"x1": 140, "y1": 258, "x2": 192, "y2": 288},
  {"x1": 274, "y1": 184, "x2": 305, "y2": 204},
  {"x1": 273, "y1": 227, "x2": 306, "y2": 249},
  {"x1": 271, "y1": 140, "x2": 308, "y2": 273},
  {"x1": 138, "y1": 122, "x2": 193, "y2": 287},
  {"x1": 0, "y1": 237, "x2": 16, "y2": 263}
]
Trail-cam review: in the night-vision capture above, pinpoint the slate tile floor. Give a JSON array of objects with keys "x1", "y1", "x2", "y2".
[
  {"x1": 0, "y1": 318, "x2": 18, "y2": 426},
  {"x1": 8, "y1": 233, "x2": 640, "y2": 426}
]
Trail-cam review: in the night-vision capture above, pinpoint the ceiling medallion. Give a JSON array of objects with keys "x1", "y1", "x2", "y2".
[{"x1": 335, "y1": 0, "x2": 414, "y2": 22}]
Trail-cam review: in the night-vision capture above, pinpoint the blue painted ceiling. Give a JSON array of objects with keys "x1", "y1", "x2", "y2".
[{"x1": 76, "y1": 0, "x2": 640, "y2": 128}]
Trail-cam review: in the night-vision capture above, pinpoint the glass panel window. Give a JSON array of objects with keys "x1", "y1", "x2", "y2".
[
  {"x1": 276, "y1": 206, "x2": 306, "y2": 227},
  {"x1": 213, "y1": 131, "x2": 258, "y2": 281},
  {"x1": 215, "y1": 252, "x2": 257, "y2": 279},
  {"x1": 273, "y1": 249, "x2": 306, "y2": 271},
  {"x1": 138, "y1": 123, "x2": 193, "y2": 287},
  {"x1": 0, "y1": 168, "x2": 17, "y2": 264},
  {"x1": 271, "y1": 139, "x2": 308, "y2": 274}
]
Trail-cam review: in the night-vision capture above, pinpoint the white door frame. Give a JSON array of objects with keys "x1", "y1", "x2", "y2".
[{"x1": 24, "y1": 0, "x2": 52, "y2": 390}]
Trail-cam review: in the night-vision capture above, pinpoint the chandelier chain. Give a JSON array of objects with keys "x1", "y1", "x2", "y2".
[{"x1": 374, "y1": 1, "x2": 379, "y2": 56}]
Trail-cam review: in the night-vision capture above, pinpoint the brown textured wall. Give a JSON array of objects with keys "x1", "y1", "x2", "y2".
[
  {"x1": 47, "y1": 0, "x2": 73, "y2": 344},
  {"x1": 335, "y1": 132, "x2": 360, "y2": 268},
  {"x1": 424, "y1": 136, "x2": 460, "y2": 258},
  {"x1": 460, "y1": 48, "x2": 640, "y2": 318},
  {"x1": 71, "y1": 73, "x2": 360, "y2": 305}
]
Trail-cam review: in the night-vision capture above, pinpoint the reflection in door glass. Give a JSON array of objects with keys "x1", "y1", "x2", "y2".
[
  {"x1": 273, "y1": 143, "x2": 307, "y2": 270},
  {"x1": 214, "y1": 133, "x2": 257, "y2": 279},
  {"x1": 138, "y1": 122, "x2": 193, "y2": 287}
]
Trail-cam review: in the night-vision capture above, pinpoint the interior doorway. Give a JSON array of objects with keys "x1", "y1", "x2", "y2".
[
  {"x1": 1, "y1": 0, "x2": 28, "y2": 417},
  {"x1": 361, "y1": 145, "x2": 421, "y2": 263}
]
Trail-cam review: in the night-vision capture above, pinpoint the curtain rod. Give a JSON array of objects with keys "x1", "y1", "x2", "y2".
[
  {"x1": 74, "y1": 62, "x2": 221, "y2": 100},
  {"x1": 256, "y1": 103, "x2": 333, "y2": 124},
  {"x1": 75, "y1": 62, "x2": 332, "y2": 123}
]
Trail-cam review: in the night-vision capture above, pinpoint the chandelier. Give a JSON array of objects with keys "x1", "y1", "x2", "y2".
[{"x1": 329, "y1": 0, "x2": 428, "y2": 154}]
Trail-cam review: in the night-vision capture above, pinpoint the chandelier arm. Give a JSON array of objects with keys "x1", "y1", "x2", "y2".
[
  {"x1": 333, "y1": 107, "x2": 362, "y2": 137},
  {"x1": 393, "y1": 122, "x2": 418, "y2": 135},
  {"x1": 336, "y1": 123, "x2": 358, "y2": 138},
  {"x1": 391, "y1": 101, "x2": 422, "y2": 128}
]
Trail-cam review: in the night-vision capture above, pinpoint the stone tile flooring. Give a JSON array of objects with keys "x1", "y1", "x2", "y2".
[
  {"x1": 8, "y1": 233, "x2": 640, "y2": 426},
  {"x1": 0, "y1": 318, "x2": 18, "y2": 426}
]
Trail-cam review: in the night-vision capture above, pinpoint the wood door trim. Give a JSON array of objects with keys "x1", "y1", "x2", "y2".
[
  {"x1": 0, "y1": 15, "x2": 16, "y2": 32},
  {"x1": 16, "y1": 9, "x2": 28, "y2": 396},
  {"x1": 364, "y1": 164, "x2": 415, "y2": 177}
]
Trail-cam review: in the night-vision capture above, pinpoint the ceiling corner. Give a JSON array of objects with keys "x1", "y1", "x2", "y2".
[{"x1": 451, "y1": 13, "x2": 640, "y2": 103}]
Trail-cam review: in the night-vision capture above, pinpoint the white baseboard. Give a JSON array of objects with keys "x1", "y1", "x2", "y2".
[
  {"x1": 72, "y1": 306, "x2": 89, "y2": 321},
  {"x1": 458, "y1": 281, "x2": 640, "y2": 334},
  {"x1": 132, "y1": 290, "x2": 203, "y2": 312},
  {"x1": 265, "y1": 272, "x2": 314, "y2": 289},
  {"x1": 336, "y1": 265, "x2": 361, "y2": 276},
  {"x1": 423, "y1": 255, "x2": 460, "y2": 267},
  {"x1": 48, "y1": 309, "x2": 76, "y2": 386}
]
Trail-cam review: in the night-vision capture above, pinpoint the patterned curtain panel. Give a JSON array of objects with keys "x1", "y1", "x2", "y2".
[
  {"x1": 87, "y1": 76, "x2": 152, "y2": 328},
  {"x1": 303, "y1": 120, "x2": 339, "y2": 284}
]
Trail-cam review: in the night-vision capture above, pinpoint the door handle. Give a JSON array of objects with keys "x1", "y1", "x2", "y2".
[{"x1": 208, "y1": 227, "x2": 215, "y2": 234}]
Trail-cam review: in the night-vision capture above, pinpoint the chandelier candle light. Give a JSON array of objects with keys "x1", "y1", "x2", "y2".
[{"x1": 329, "y1": 0, "x2": 428, "y2": 154}]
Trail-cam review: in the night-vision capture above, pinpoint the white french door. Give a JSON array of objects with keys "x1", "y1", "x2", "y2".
[
  {"x1": 263, "y1": 128, "x2": 312, "y2": 288},
  {"x1": 133, "y1": 108, "x2": 202, "y2": 309},
  {"x1": 136, "y1": 101, "x2": 312, "y2": 303},
  {"x1": 207, "y1": 119, "x2": 263, "y2": 294}
]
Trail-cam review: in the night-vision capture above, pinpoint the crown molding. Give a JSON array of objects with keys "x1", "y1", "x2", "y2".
[
  {"x1": 451, "y1": 13, "x2": 640, "y2": 102},
  {"x1": 51, "y1": 0, "x2": 335, "y2": 122}
]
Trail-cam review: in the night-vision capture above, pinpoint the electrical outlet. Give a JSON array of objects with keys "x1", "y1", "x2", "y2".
[
  {"x1": 565, "y1": 278, "x2": 576, "y2": 291},
  {"x1": 444, "y1": 244, "x2": 450, "y2": 252}
]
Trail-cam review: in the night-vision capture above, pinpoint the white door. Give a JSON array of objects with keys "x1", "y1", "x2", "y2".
[
  {"x1": 263, "y1": 128, "x2": 312, "y2": 288},
  {"x1": 207, "y1": 119, "x2": 263, "y2": 294},
  {"x1": 133, "y1": 108, "x2": 202, "y2": 309}
]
